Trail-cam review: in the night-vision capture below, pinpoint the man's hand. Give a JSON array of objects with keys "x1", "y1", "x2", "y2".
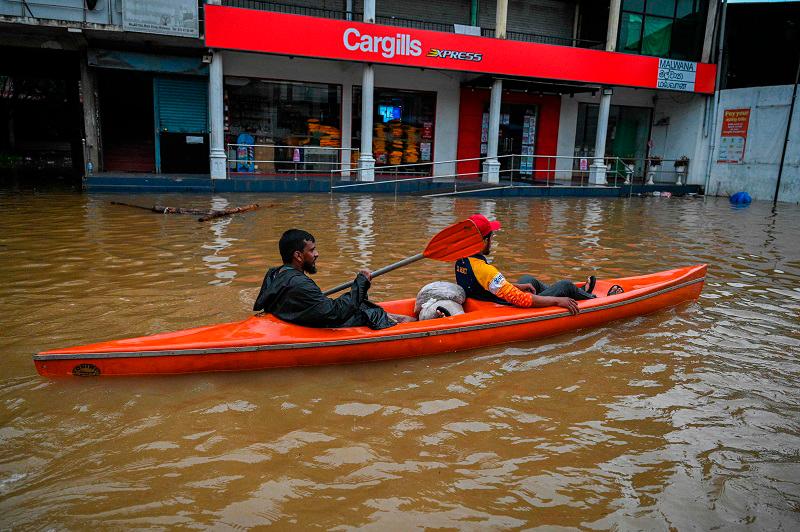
[
  {"x1": 514, "y1": 282, "x2": 536, "y2": 294},
  {"x1": 555, "y1": 297, "x2": 579, "y2": 315},
  {"x1": 358, "y1": 269, "x2": 372, "y2": 281}
]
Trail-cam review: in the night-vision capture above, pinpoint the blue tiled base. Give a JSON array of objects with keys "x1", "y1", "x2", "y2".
[
  {"x1": 84, "y1": 175, "x2": 213, "y2": 192},
  {"x1": 84, "y1": 175, "x2": 703, "y2": 197}
]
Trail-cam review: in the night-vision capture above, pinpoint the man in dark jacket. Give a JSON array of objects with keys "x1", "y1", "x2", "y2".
[{"x1": 253, "y1": 229, "x2": 407, "y2": 329}]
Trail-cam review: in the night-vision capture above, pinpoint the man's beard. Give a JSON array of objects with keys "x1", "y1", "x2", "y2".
[{"x1": 303, "y1": 260, "x2": 317, "y2": 274}]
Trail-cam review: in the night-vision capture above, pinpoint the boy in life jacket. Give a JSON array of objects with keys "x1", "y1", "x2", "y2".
[{"x1": 455, "y1": 214, "x2": 604, "y2": 315}]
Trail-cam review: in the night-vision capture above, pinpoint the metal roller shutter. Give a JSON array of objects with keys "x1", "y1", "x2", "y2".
[{"x1": 154, "y1": 77, "x2": 208, "y2": 134}]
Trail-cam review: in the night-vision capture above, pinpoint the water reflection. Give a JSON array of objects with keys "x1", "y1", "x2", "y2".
[
  {"x1": 0, "y1": 193, "x2": 799, "y2": 529},
  {"x1": 202, "y1": 196, "x2": 238, "y2": 286},
  {"x1": 353, "y1": 197, "x2": 374, "y2": 267},
  {"x1": 428, "y1": 197, "x2": 456, "y2": 232}
]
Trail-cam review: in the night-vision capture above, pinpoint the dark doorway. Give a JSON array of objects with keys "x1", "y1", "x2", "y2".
[
  {"x1": 0, "y1": 48, "x2": 83, "y2": 187},
  {"x1": 98, "y1": 70, "x2": 154, "y2": 172},
  {"x1": 577, "y1": 0, "x2": 609, "y2": 48},
  {"x1": 484, "y1": 103, "x2": 539, "y2": 181},
  {"x1": 159, "y1": 133, "x2": 209, "y2": 173}
]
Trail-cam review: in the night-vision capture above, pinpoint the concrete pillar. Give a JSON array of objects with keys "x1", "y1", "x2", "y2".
[
  {"x1": 589, "y1": 0, "x2": 622, "y2": 185},
  {"x1": 79, "y1": 50, "x2": 100, "y2": 175},
  {"x1": 482, "y1": 0, "x2": 508, "y2": 184},
  {"x1": 701, "y1": 0, "x2": 720, "y2": 64},
  {"x1": 358, "y1": 0, "x2": 376, "y2": 182},
  {"x1": 590, "y1": 88, "x2": 612, "y2": 185},
  {"x1": 358, "y1": 65, "x2": 375, "y2": 182},
  {"x1": 606, "y1": 0, "x2": 621, "y2": 51},
  {"x1": 209, "y1": 49, "x2": 226, "y2": 179},
  {"x1": 482, "y1": 79, "x2": 502, "y2": 184}
]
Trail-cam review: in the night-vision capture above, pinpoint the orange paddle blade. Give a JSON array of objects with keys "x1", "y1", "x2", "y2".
[{"x1": 422, "y1": 219, "x2": 485, "y2": 261}]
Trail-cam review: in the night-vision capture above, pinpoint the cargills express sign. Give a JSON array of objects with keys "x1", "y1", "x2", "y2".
[
  {"x1": 341, "y1": 28, "x2": 483, "y2": 62},
  {"x1": 205, "y1": 5, "x2": 716, "y2": 94}
]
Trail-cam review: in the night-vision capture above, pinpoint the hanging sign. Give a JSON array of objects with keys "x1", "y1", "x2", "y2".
[
  {"x1": 205, "y1": 5, "x2": 717, "y2": 94},
  {"x1": 123, "y1": 0, "x2": 199, "y2": 38},
  {"x1": 717, "y1": 108, "x2": 751, "y2": 163},
  {"x1": 657, "y1": 58, "x2": 697, "y2": 92}
]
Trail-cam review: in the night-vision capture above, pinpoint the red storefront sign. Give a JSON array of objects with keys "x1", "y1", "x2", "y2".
[
  {"x1": 717, "y1": 108, "x2": 751, "y2": 163},
  {"x1": 205, "y1": 5, "x2": 716, "y2": 94}
]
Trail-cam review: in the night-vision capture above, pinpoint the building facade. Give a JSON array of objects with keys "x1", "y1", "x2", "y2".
[
  {"x1": 0, "y1": 0, "x2": 208, "y2": 181},
  {"x1": 1, "y1": 0, "x2": 736, "y2": 196},
  {"x1": 205, "y1": 0, "x2": 717, "y2": 188}
]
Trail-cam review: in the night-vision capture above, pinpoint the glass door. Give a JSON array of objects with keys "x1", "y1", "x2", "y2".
[{"x1": 481, "y1": 104, "x2": 538, "y2": 181}]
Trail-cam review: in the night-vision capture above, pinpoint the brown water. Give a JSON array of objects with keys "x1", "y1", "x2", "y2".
[{"x1": 1, "y1": 191, "x2": 799, "y2": 529}]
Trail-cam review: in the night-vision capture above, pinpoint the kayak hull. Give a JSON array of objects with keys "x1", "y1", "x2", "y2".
[{"x1": 34, "y1": 265, "x2": 706, "y2": 377}]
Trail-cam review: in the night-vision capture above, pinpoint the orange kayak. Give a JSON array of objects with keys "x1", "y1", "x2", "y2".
[{"x1": 34, "y1": 265, "x2": 706, "y2": 377}]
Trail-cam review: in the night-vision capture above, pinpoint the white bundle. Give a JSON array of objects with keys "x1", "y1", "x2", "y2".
[{"x1": 414, "y1": 281, "x2": 466, "y2": 320}]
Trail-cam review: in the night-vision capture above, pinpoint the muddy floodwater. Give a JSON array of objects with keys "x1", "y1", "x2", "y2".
[{"x1": 1, "y1": 191, "x2": 799, "y2": 529}]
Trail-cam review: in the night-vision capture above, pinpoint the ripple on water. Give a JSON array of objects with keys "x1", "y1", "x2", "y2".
[{"x1": 1, "y1": 194, "x2": 799, "y2": 528}]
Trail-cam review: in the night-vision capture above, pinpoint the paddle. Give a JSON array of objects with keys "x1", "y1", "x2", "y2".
[{"x1": 322, "y1": 218, "x2": 485, "y2": 296}]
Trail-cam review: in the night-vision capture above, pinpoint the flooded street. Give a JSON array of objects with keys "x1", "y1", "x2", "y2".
[{"x1": 1, "y1": 191, "x2": 799, "y2": 529}]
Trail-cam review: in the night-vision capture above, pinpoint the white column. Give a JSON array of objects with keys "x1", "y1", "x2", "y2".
[
  {"x1": 589, "y1": 0, "x2": 622, "y2": 186},
  {"x1": 606, "y1": 0, "x2": 621, "y2": 52},
  {"x1": 209, "y1": 49, "x2": 226, "y2": 180},
  {"x1": 701, "y1": 0, "x2": 720, "y2": 64},
  {"x1": 358, "y1": 65, "x2": 376, "y2": 182},
  {"x1": 482, "y1": 79, "x2": 502, "y2": 184},
  {"x1": 482, "y1": 0, "x2": 508, "y2": 184},
  {"x1": 590, "y1": 88, "x2": 611, "y2": 185},
  {"x1": 358, "y1": 0, "x2": 376, "y2": 182}
]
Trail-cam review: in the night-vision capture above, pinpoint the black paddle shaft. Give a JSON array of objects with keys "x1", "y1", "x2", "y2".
[{"x1": 322, "y1": 253, "x2": 424, "y2": 296}]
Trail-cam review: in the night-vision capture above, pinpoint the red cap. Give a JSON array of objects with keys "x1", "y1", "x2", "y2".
[{"x1": 468, "y1": 214, "x2": 501, "y2": 237}]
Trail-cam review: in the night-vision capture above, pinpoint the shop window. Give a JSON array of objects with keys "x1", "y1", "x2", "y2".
[
  {"x1": 573, "y1": 103, "x2": 653, "y2": 179},
  {"x1": 646, "y1": 0, "x2": 675, "y2": 17},
  {"x1": 224, "y1": 78, "x2": 342, "y2": 174},
  {"x1": 623, "y1": 0, "x2": 645, "y2": 12},
  {"x1": 619, "y1": 13, "x2": 643, "y2": 53},
  {"x1": 676, "y1": 0, "x2": 694, "y2": 18},
  {"x1": 642, "y1": 16, "x2": 673, "y2": 57},
  {"x1": 352, "y1": 87, "x2": 436, "y2": 175},
  {"x1": 616, "y1": 0, "x2": 708, "y2": 61}
]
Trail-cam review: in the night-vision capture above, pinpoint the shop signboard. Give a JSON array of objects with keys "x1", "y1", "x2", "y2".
[
  {"x1": 205, "y1": 5, "x2": 717, "y2": 94},
  {"x1": 420, "y1": 142, "x2": 431, "y2": 161},
  {"x1": 520, "y1": 110, "x2": 537, "y2": 176},
  {"x1": 123, "y1": 0, "x2": 199, "y2": 38},
  {"x1": 717, "y1": 108, "x2": 751, "y2": 163},
  {"x1": 657, "y1": 59, "x2": 696, "y2": 92}
]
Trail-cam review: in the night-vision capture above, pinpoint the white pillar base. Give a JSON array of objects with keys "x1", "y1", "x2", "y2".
[
  {"x1": 646, "y1": 165, "x2": 659, "y2": 185},
  {"x1": 623, "y1": 164, "x2": 633, "y2": 185},
  {"x1": 589, "y1": 160, "x2": 608, "y2": 185},
  {"x1": 358, "y1": 155, "x2": 375, "y2": 182},
  {"x1": 210, "y1": 148, "x2": 227, "y2": 180},
  {"x1": 482, "y1": 159, "x2": 500, "y2": 184}
]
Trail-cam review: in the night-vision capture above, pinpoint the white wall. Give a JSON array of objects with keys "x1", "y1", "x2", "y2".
[
  {"x1": 223, "y1": 52, "x2": 461, "y2": 178},
  {"x1": 706, "y1": 85, "x2": 800, "y2": 203},
  {"x1": 555, "y1": 95, "x2": 579, "y2": 180},
  {"x1": 650, "y1": 92, "x2": 708, "y2": 185}
]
